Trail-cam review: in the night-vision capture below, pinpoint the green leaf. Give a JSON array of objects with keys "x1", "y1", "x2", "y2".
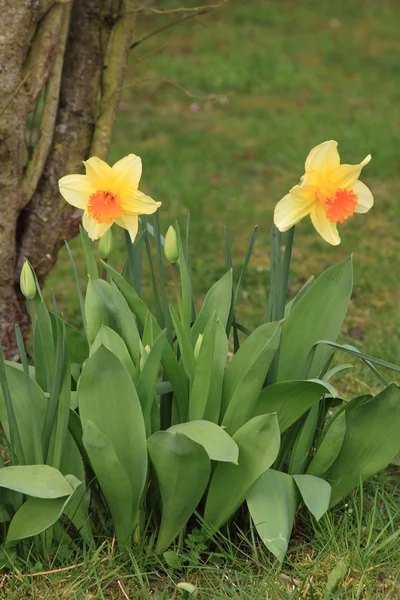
[
  {"x1": 247, "y1": 469, "x2": 297, "y2": 562},
  {"x1": 191, "y1": 270, "x2": 233, "y2": 342},
  {"x1": 78, "y1": 346, "x2": 147, "y2": 520},
  {"x1": 80, "y1": 225, "x2": 98, "y2": 279},
  {"x1": 104, "y1": 263, "x2": 189, "y2": 421},
  {"x1": 189, "y1": 316, "x2": 217, "y2": 422},
  {"x1": 307, "y1": 412, "x2": 346, "y2": 477},
  {"x1": 83, "y1": 421, "x2": 134, "y2": 545},
  {"x1": 148, "y1": 431, "x2": 210, "y2": 553},
  {"x1": 110, "y1": 283, "x2": 142, "y2": 367},
  {"x1": 163, "y1": 550, "x2": 183, "y2": 569},
  {"x1": 60, "y1": 432, "x2": 92, "y2": 543},
  {"x1": 91, "y1": 325, "x2": 136, "y2": 380},
  {"x1": 168, "y1": 421, "x2": 239, "y2": 463},
  {"x1": 137, "y1": 330, "x2": 166, "y2": 435},
  {"x1": 85, "y1": 278, "x2": 115, "y2": 346},
  {"x1": 50, "y1": 313, "x2": 88, "y2": 365},
  {"x1": 329, "y1": 384, "x2": 400, "y2": 506},
  {"x1": 254, "y1": 380, "x2": 326, "y2": 433},
  {"x1": 204, "y1": 414, "x2": 280, "y2": 530},
  {"x1": 175, "y1": 222, "x2": 193, "y2": 332},
  {"x1": 221, "y1": 322, "x2": 281, "y2": 434},
  {"x1": 6, "y1": 495, "x2": 72, "y2": 545},
  {"x1": 292, "y1": 474, "x2": 331, "y2": 521},
  {"x1": 0, "y1": 465, "x2": 75, "y2": 498},
  {"x1": 33, "y1": 301, "x2": 55, "y2": 392},
  {"x1": 324, "y1": 560, "x2": 348, "y2": 597},
  {"x1": 170, "y1": 305, "x2": 196, "y2": 381},
  {"x1": 0, "y1": 359, "x2": 46, "y2": 465},
  {"x1": 176, "y1": 582, "x2": 198, "y2": 598},
  {"x1": 288, "y1": 404, "x2": 319, "y2": 474},
  {"x1": 277, "y1": 258, "x2": 353, "y2": 381}
]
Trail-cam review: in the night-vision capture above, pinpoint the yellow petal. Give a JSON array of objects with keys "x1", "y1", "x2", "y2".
[
  {"x1": 290, "y1": 171, "x2": 320, "y2": 202},
  {"x1": 305, "y1": 140, "x2": 340, "y2": 175},
  {"x1": 83, "y1": 157, "x2": 115, "y2": 190},
  {"x1": 119, "y1": 188, "x2": 161, "y2": 216},
  {"x1": 274, "y1": 193, "x2": 316, "y2": 232},
  {"x1": 352, "y1": 180, "x2": 374, "y2": 214},
  {"x1": 310, "y1": 204, "x2": 341, "y2": 245},
  {"x1": 112, "y1": 154, "x2": 142, "y2": 191},
  {"x1": 115, "y1": 214, "x2": 139, "y2": 243},
  {"x1": 330, "y1": 154, "x2": 371, "y2": 189},
  {"x1": 82, "y1": 212, "x2": 112, "y2": 240},
  {"x1": 58, "y1": 174, "x2": 94, "y2": 209}
]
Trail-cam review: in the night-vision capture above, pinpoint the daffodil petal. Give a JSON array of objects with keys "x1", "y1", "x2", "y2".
[
  {"x1": 58, "y1": 174, "x2": 94, "y2": 209},
  {"x1": 353, "y1": 180, "x2": 374, "y2": 214},
  {"x1": 119, "y1": 188, "x2": 162, "y2": 216},
  {"x1": 330, "y1": 154, "x2": 371, "y2": 189},
  {"x1": 82, "y1": 212, "x2": 112, "y2": 240},
  {"x1": 112, "y1": 154, "x2": 142, "y2": 191},
  {"x1": 310, "y1": 204, "x2": 341, "y2": 246},
  {"x1": 115, "y1": 214, "x2": 139, "y2": 243},
  {"x1": 305, "y1": 140, "x2": 340, "y2": 174},
  {"x1": 274, "y1": 193, "x2": 316, "y2": 232},
  {"x1": 290, "y1": 171, "x2": 320, "y2": 201},
  {"x1": 83, "y1": 157, "x2": 115, "y2": 190}
]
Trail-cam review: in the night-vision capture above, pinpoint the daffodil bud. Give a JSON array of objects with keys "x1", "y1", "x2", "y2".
[
  {"x1": 99, "y1": 228, "x2": 114, "y2": 259},
  {"x1": 140, "y1": 344, "x2": 151, "y2": 371},
  {"x1": 164, "y1": 226, "x2": 179, "y2": 264},
  {"x1": 20, "y1": 259, "x2": 37, "y2": 300},
  {"x1": 194, "y1": 334, "x2": 203, "y2": 360}
]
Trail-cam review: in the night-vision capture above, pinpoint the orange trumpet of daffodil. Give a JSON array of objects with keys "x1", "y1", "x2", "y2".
[
  {"x1": 58, "y1": 154, "x2": 161, "y2": 241},
  {"x1": 274, "y1": 140, "x2": 373, "y2": 245}
]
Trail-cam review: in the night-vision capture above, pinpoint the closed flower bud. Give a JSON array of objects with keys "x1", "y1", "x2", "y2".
[
  {"x1": 140, "y1": 344, "x2": 151, "y2": 371},
  {"x1": 20, "y1": 259, "x2": 36, "y2": 300},
  {"x1": 194, "y1": 334, "x2": 203, "y2": 360},
  {"x1": 164, "y1": 226, "x2": 179, "y2": 264},
  {"x1": 99, "y1": 228, "x2": 114, "y2": 259}
]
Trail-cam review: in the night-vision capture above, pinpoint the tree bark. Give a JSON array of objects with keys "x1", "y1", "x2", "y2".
[{"x1": 0, "y1": 0, "x2": 138, "y2": 358}]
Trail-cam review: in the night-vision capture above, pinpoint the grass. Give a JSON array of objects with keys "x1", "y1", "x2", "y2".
[
  {"x1": 46, "y1": 0, "x2": 400, "y2": 388},
  {"x1": 2, "y1": 473, "x2": 399, "y2": 599},
  {"x1": 34, "y1": 0, "x2": 400, "y2": 596}
]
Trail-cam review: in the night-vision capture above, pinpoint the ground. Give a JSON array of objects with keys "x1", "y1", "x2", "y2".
[{"x1": 19, "y1": 0, "x2": 400, "y2": 596}]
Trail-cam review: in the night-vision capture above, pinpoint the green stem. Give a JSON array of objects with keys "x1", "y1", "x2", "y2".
[{"x1": 171, "y1": 263, "x2": 183, "y2": 319}]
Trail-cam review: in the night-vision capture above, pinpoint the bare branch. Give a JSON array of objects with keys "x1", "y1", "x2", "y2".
[
  {"x1": 0, "y1": 72, "x2": 31, "y2": 120},
  {"x1": 20, "y1": 4, "x2": 72, "y2": 209},
  {"x1": 133, "y1": 1, "x2": 227, "y2": 15},
  {"x1": 120, "y1": 76, "x2": 229, "y2": 102},
  {"x1": 130, "y1": 10, "x2": 206, "y2": 50}
]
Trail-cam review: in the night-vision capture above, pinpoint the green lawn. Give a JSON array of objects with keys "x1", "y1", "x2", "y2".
[{"x1": 38, "y1": 0, "x2": 400, "y2": 595}]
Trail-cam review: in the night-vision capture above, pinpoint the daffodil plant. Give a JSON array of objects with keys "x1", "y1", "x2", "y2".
[{"x1": 0, "y1": 143, "x2": 399, "y2": 565}]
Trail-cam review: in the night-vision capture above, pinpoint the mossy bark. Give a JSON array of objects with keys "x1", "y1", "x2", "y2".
[{"x1": 0, "y1": 0, "x2": 137, "y2": 358}]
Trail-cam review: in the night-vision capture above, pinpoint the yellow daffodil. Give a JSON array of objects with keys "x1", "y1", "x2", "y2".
[
  {"x1": 58, "y1": 154, "x2": 161, "y2": 241},
  {"x1": 274, "y1": 140, "x2": 373, "y2": 245}
]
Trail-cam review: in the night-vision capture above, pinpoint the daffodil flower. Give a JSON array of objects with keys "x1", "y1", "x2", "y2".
[
  {"x1": 58, "y1": 154, "x2": 161, "y2": 241},
  {"x1": 274, "y1": 140, "x2": 373, "y2": 245}
]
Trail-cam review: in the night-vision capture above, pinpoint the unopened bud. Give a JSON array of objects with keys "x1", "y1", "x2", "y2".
[
  {"x1": 99, "y1": 228, "x2": 114, "y2": 259},
  {"x1": 140, "y1": 344, "x2": 151, "y2": 371},
  {"x1": 20, "y1": 259, "x2": 37, "y2": 300},
  {"x1": 194, "y1": 334, "x2": 203, "y2": 360},
  {"x1": 164, "y1": 226, "x2": 179, "y2": 264}
]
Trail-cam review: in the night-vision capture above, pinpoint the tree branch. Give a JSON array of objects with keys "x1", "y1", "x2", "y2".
[
  {"x1": 130, "y1": 10, "x2": 206, "y2": 50},
  {"x1": 133, "y1": 1, "x2": 227, "y2": 15}
]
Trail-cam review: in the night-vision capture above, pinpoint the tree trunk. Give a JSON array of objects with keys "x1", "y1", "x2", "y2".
[{"x1": 0, "y1": 0, "x2": 137, "y2": 358}]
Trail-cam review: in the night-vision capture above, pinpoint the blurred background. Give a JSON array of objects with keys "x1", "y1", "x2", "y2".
[{"x1": 47, "y1": 0, "x2": 400, "y2": 389}]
